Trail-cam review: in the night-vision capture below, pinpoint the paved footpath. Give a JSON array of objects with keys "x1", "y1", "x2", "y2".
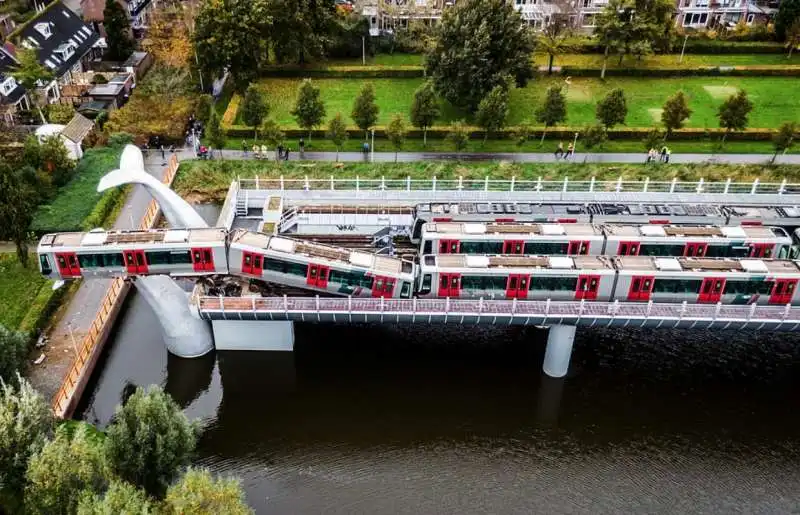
[
  {"x1": 28, "y1": 151, "x2": 192, "y2": 403},
  {"x1": 219, "y1": 149, "x2": 800, "y2": 165}
]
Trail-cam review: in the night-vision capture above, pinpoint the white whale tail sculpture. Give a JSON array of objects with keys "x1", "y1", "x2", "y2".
[{"x1": 97, "y1": 144, "x2": 208, "y2": 229}]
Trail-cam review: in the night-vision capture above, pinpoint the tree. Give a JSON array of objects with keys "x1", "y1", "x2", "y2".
[
  {"x1": 582, "y1": 124, "x2": 608, "y2": 161},
  {"x1": 386, "y1": 114, "x2": 408, "y2": 162},
  {"x1": 0, "y1": 377, "x2": 53, "y2": 498},
  {"x1": 46, "y1": 104, "x2": 76, "y2": 124},
  {"x1": 596, "y1": 88, "x2": 627, "y2": 130},
  {"x1": 0, "y1": 160, "x2": 38, "y2": 266},
  {"x1": 643, "y1": 126, "x2": 665, "y2": 152},
  {"x1": 409, "y1": 81, "x2": 440, "y2": 147},
  {"x1": 268, "y1": 0, "x2": 335, "y2": 64},
  {"x1": 240, "y1": 85, "x2": 269, "y2": 139},
  {"x1": 77, "y1": 480, "x2": 155, "y2": 515},
  {"x1": 260, "y1": 119, "x2": 285, "y2": 158},
  {"x1": 776, "y1": 0, "x2": 800, "y2": 41},
  {"x1": 661, "y1": 90, "x2": 692, "y2": 137},
  {"x1": 163, "y1": 468, "x2": 252, "y2": 515},
  {"x1": 512, "y1": 121, "x2": 535, "y2": 146},
  {"x1": 103, "y1": 0, "x2": 135, "y2": 61},
  {"x1": 772, "y1": 122, "x2": 798, "y2": 162},
  {"x1": 351, "y1": 83, "x2": 379, "y2": 140},
  {"x1": 291, "y1": 79, "x2": 326, "y2": 142},
  {"x1": 538, "y1": 14, "x2": 573, "y2": 74},
  {"x1": 205, "y1": 104, "x2": 225, "y2": 158},
  {"x1": 142, "y1": 5, "x2": 194, "y2": 69},
  {"x1": 475, "y1": 84, "x2": 509, "y2": 142},
  {"x1": 10, "y1": 48, "x2": 54, "y2": 124},
  {"x1": 536, "y1": 86, "x2": 567, "y2": 143},
  {"x1": 194, "y1": 0, "x2": 272, "y2": 90},
  {"x1": 717, "y1": 90, "x2": 753, "y2": 143},
  {"x1": 785, "y1": 20, "x2": 800, "y2": 58},
  {"x1": 0, "y1": 327, "x2": 30, "y2": 385},
  {"x1": 23, "y1": 135, "x2": 76, "y2": 188},
  {"x1": 25, "y1": 425, "x2": 109, "y2": 515},
  {"x1": 446, "y1": 120, "x2": 470, "y2": 157},
  {"x1": 325, "y1": 113, "x2": 348, "y2": 162},
  {"x1": 425, "y1": 0, "x2": 534, "y2": 111},
  {"x1": 104, "y1": 386, "x2": 198, "y2": 498}
]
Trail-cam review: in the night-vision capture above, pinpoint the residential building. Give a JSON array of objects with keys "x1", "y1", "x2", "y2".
[
  {"x1": 80, "y1": 0, "x2": 157, "y2": 39},
  {"x1": 676, "y1": 0, "x2": 778, "y2": 28},
  {"x1": 0, "y1": 45, "x2": 29, "y2": 124},
  {"x1": 361, "y1": 0, "x2": 450, "y2": 35}
]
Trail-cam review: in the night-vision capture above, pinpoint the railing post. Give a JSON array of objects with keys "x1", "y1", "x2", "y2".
[
  {"x1": 412, "y1": 297, "x2": 417, "y2": 313},
  {"x1": 696, "y1": 177, "x2": 704, "y2": 194},
  {"x1": 589, "y1": 176, "x2": 596, "y2": 192},
  {"x1": 748, "y1": 303, "x2": 757, "y2": 320},
  {"x1": 670, "y1": 177, "x2": 677, "y2": 193},
  {"x1": 784, "y1": 303, "x2": 791, "y2": 320},
  {"x1": 304, "y1": 175, "x2": 310, "y2": 191},
  {"x1": 381, "y1": 175, "x2": 386, "y2": 190},
  {"x1": 458, "y1": 176, "x2": 463, "y2": 190},
  {"x1": 779, "y1": 178, "x2": 787, "y2": 195},
  {"x1": 510, "y1": 176, "x2": 515, "y2": 192},
  {"x1": 432, "y1": 176, "x2": 437, "y2": 192},
  {"x1": 251, "y1": 296, "x2": 256, "y2": 312},
  {"x1": 643, "y1": 177, "x2": 649, "y2": 192},
  {"x1": 680, "y1": 300, "x2": 687, "y2": 318},
  {"x1": 316, "y1": 295, "x2": 320, "y2": 312},
  {"x1": 512, "y1": 297, "x2": 517, "y2": 314},
  {"x1": 220, "y1": 296, "x2": 225, "y2": 313},
  {"x1": 562, "y1": 176, "x2": 568, "y2": 193},
  {"x1": 283, "y1": 294, "x2": 288, "y2": 313},
  {"x1": 646, "y1": 300, "x2": 653, "y2": 317},
  {"x1": 579, "y1": 299, "x2": 585, "y2": 317},
  {"x1": 330, "y1": 175, "x2": 335, "y2": 190},
  {"x1": 484, "y1": 176, "x2": 489, "y2": 192},
  {"x1": 610, "y1": 299, "x2": 619, "y2": 315},
  {"x1": 356, "y1": 176, "x2": 360, "y2": 191},
  {"x1": 615, "y1": 176, "x2": 622, "y2": 193},
  {"x1": 478, "y1": 297, "x2": 483, "y2": 313},
  {"x1": 751, "y1": 178, "x2": 759, "y2": 195},
  {"x1": 255, "y1": 175, "x2": 259, "y2": 189},
  {"x1": 380, "y1": 296, "x2": 385, "y2": 312},
  {"x1": 406, "y1": 176, "x2": 411, "y2": 192},
  {"x1": 445, "y1": 296, "x2": 450, "y2": 313},
  {"x1": 545, "y1": 298, "x2": 551, "y2": 315},
  {"x1": 280, "y1": 175, "x2": 284, "y2": 191},
  {"x1": 724, "y1": 177, "x2": 731, "y2": 194},
  {"x1": 536, "y1": 176, "x2": 542, "y2": 192},
  {"x1": 348, "y1": 295, "x2": 353, "y2": 312},
  {"x1": 714, "y1": 302, "x2": 721, "y2": 319}
]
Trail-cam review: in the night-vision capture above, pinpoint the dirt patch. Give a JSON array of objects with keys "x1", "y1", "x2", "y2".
[
  {"x1": 648, "y1": 108, "x2": 664, "y2": 122},
  {"x1": 180, "y1": 190, "x2": 227, "y2": 204},
  {"x1": 564, "y1": 85, "x2": 594, "y2": 102},
  {"x1": 703, "y1": 85, "x2": 738, "y2": 99}
]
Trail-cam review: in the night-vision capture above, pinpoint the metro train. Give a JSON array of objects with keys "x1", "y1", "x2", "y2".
[
  {"x1": 420, "y1": 222, "x2": 797, "y2": 259},
  {"x1": 411, "y1": 202, "x2": 800, "y2": 242},
  {"x1": 38, "y1": 228, "x2": 416, "y2": 299}
]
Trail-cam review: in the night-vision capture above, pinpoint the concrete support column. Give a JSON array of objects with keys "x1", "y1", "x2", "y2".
[
  {"x1": 543, "y1": 324, "x2": 576, "y2": 378},
  {"x1": 211, "y1": 320, "x2": 294, "y2": 351},
  {"x1": 134, "y1": 276, "x2": 214, "y2": 358}
]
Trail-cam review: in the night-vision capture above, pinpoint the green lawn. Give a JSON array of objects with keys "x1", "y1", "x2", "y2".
[
  {"x1": 175, "y1": 160, "x2": 800, "y2": 202},
  {"x1": 323, "y1": 52, "x2": 800, "y2": 68},
  {"x1": 0, "y1": 254, "x2": 49, "y2": 331},
  {"x1": 248, "y1": 76, "x2": 799, "y2": 130},
  {"x1": 32, "y1": 146, "x2": 123, "y2": 233}
]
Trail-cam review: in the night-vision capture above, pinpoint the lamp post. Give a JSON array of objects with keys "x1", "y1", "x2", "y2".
[
  {"x1": 67, "y1": 323, "x2": 78, "y2": 357},
  {"x1": 371, "y1": 129, "x2": 375, "y2": 163},
  {"x1": 679, "y1": 33, "x2": 689, "y2": 64}
]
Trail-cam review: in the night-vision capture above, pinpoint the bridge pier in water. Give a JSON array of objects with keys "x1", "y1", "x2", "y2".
[
  {"x1": 211, "y1": 320, "x2": 295, "y2": 351},
  {"x1": 543, "y1": 325, "x2": 576, "y2": 378}
]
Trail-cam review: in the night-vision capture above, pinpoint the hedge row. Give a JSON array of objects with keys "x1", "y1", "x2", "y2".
[
  {"x1": 225, "y1": 125, "x2": 778, "y2": 141},
  {"x1": 572, "y1": 40, "x2": 786, "y2": 54},
  {"x1": 260, "y1": 64, "x2": 800, "y2": 79},
  {"x1": 18, "y1": 281, "x2": 71, "y2": 336}
]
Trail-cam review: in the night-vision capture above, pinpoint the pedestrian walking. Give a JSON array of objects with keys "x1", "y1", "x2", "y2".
[
  {"x1": 660, "y1": 146, "x2": 668, "y2": 162},
  {"x1": 664, "y1": 146, "x2": 671, "y2": 163},
  {"x1": 277, "y1": 143, "x2": 284, "y2": 161},
  {"x1": 566, "y1": 142, "x2": 574, "y2": 160},
  {"x1": 555, "y1": 141, "x2": 564, "y2": 159},
  {"x1": 242, "y1": 140, "x2": 248, "y2": 158},
  {"x1": 299, "y1": 137, "x2": 305, "y2": 155},
  {"x1": 284, "y1": 147, "x2": 290, "y2": 161},
  {"x1": 160, "y1": 144, "x2": 166, "y2": 165}
]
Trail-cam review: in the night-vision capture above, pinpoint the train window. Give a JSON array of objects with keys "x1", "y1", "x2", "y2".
[
  {"x1": 461, "y1": 275, "x2": 505, "y2": 290},
  {"x1": 639, "y1": 244, "x2": 684, "y2": 257},
  {"x1": 723, "y1": 280, "x2": 774, "y2": 295},
  {"x1": 329, "y1": 269, "x2": 372, "y2": 288},
  {"x1": 286, "y1": 262, "x2": 307, "y2": 276},
  {"x1": 461, "y1": 241, "x2": 503, "y2": 254},
  {"x1": 423, "y1": 240, "x2": 432, "y2": 254},
  {"x1": 39, "y1": 255, "x2": 52, "y2": 274},
  {"x1": 57, "y1": 255, "x2": 67, "y2": 269},
  {"x1": 400, "y1": 282, "x2": 411, "y2": 298},
  {"x1": 529, "y1": 276, "x2": 578, "y2": 291},
  {"x1": 420, "y1": 274, "x2": 432, "y2": 294},
  {"x1": 146, "y1": 251, "x2": 192, "y2": 265},
  {"x1": 525, "y1": 242, "x2": 569, "y2": 255},
  {"x1": 652, "y1": 279, "x2": 702, "y2": 294},
  {"x1": 77, "y1": 253, "x2": 125, "y2": 268}
]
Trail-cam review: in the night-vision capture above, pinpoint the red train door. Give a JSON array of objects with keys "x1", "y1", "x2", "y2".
[
  {"x1": 568, "y1": 241, "x2": 590, "y2": 255},
  {"x1": 684, "y1": 242, "x2": 708, "y2": 257},
  {"x1": 306, "y1": 264, "x2": 330, "y2": 288},
  {"x1": 749, "y1": 243, "x2": 773, "y2": 258},
  {"x1": 617, "y1": 241, "x2": 640, "y2": 256},
  {"x1": 575, "y1": 275, "x2": 600, "y2": 300},
  {"x1": 55, "y1": 252, "x2": 81, "y2": 277},
  {"x1": 627, "y1": 275, "x2": 655, "y2": 301},
  {"x1": 438, "y1": 239, "x2": 460, "y2": 254},
  {"x1": 698, "y1": 277, "x2": 725, "y2": 303},
  {"x1": 505, "y1": 274, "x2": 529, "y2": 299},
  {"x1": 371, "y1": 275, "x2": 396, "y2": 298},
  {"x1": 191, "y1": 247, "x2": 215, "y2": 272},
  {"x1": 437, "y1": 273, "x2": 461, "y2": 297},
  {"x1": 123, "y1": 250, "x2": 148, "y2": 274},
  {"x1": 770, "y1": 279, "x2": 797, "y2": 304},
  {"x1": 502, "y1": 240, "x2": 524, "y2": 254},
  {"x1": 241, "y1": 252, "x2": 263, "y2": 276}
]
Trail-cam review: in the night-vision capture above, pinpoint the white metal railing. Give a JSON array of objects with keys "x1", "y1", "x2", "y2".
[
  {"x1": 236, "y1": 176, "x2": 797, "y2": 196},
  {"x1": 196, "y1": 295, "x2": 800, "y2": 323},
  {"x1": 216, "y1": 180, "x2": 239, "y2": 228}
]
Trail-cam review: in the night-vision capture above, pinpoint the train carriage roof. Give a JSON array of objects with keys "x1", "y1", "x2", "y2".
[
  {"x1": 39, "y1": 228, "x2": 227, "y2": 249},
  {"x1": 231, "y1": 229, "x2": 413, "y2": 275},
  {"x1": 614, "y1": 256, "x2": 800, "y2": 274},
  {"x1": 602, "y1": 224, "x2": 788, "y2": 239},
  {"x1": 422, "y1": 222, "x2": 602, "y2": 236},
  {"x1": 426, "y1": 254, "x2": 613, "y2": 270}
]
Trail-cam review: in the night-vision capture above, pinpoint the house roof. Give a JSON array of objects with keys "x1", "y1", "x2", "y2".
[
  {"x1": 0, "y1": 47, "x2": 26, "y2": 104},
  {"x1": 60, "y1": 112, "x2": 94, "y2": 142},
  {"x1": 14, "y1": 1, "x2": 100, "y2": 78}
]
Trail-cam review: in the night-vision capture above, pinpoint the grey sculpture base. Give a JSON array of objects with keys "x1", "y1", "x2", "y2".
[
  {"x1": 134, "y1": 276, "x2": 214, "y2": 358},
  {"x1": 543, "y1": 325, "x2": 576, "y2": 379},
  {"x1": 211, "y1": 320, "x2": 295, "y2": 351}
]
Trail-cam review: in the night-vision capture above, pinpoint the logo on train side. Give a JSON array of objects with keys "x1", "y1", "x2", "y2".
[{"x1": 337, "y1": 225, "x2": 356, "y2": 231}]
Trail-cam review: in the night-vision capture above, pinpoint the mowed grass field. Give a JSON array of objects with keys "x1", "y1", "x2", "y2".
[{"x1": 245, "y1": 76, "x2": 800, "y2": 129}]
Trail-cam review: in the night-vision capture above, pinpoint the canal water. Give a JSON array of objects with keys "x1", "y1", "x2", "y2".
[{"x1": 77, "y1": 205, "x2": 800, "y2": 514}]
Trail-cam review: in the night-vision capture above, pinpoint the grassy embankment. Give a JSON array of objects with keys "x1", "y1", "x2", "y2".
[{"x1": 174, "y1": 159, "x2": 800, "y2": 202}]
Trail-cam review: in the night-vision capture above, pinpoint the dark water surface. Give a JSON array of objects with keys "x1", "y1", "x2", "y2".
[{"x1": 78, "y1": 292, "x2": 800, "y2": 514}]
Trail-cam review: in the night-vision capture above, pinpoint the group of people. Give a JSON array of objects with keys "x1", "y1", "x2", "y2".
[
  {"x1": 554, "y1": 141, "x2": 575, "y2": 160},
  {"x1": 646, "y1": 146, "x2": 672, "y2": 164},
  {"x1": 242, "y1": 138, "x2": 306, "y2": 161}
]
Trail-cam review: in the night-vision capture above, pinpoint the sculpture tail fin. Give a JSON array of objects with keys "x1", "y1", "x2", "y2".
[{"x1": 97, "y1": 144, "x2": 150, "y2": 193}]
